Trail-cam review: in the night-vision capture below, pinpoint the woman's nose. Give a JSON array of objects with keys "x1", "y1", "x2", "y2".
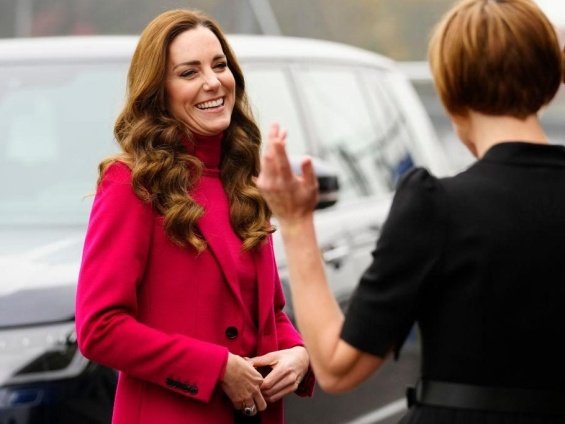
[{"x1": 203, "y1": 72, "x2": 221, "y2": 90}]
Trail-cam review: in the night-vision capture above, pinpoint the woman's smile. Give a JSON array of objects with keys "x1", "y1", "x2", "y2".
[
  {"x1": 195, "y1": 97, "x2": 225, "y2": 110},
  {"x1": 166, "y1": 26, "x2": 236, "y2": 136}
]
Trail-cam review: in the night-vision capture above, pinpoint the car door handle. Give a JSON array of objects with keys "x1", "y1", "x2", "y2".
[{"x1": 322, "y1": 245, "x2": 350, "y2": 269}]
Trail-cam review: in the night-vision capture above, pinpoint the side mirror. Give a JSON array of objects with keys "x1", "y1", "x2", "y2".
[{"x1": 289, "y1": 157, "x2": 340, "y2": 210}]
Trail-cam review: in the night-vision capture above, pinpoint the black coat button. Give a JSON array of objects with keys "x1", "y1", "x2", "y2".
[
  {"x1": 189, "y1": 385, "x2": 199, "y2": 395},
  {"x1": 225, "y1": 326, "x2": 239, "y2": 339}
]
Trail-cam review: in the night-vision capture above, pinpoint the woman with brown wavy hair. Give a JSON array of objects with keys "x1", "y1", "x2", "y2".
[{"x1": 75, "y1": 9, "x2": 313, "y2": 424}]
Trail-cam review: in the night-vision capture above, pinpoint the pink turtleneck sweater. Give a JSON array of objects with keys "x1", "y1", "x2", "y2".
[{"x1": 186, "y1": 133, "x2": 259, "y2": 357}]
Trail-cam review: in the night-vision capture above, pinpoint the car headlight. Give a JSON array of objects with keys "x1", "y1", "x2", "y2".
[{"x1": 0, "y1": 321, "x2": 89, "y2": 387}]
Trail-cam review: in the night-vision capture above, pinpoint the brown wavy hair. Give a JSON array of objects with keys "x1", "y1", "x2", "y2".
[
  {"x1": 428, "y1": 0, "x2": 563, "y2": 118},
  {"x1": 100, "y1": 9, "x2": 272, "y2": 252}
]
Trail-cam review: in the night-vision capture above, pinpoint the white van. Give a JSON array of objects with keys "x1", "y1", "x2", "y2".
[
  {"x1": 0, "y1": 35, "x2": 449, "y2": 424},
  {"x1": 233, "y1": 36, "x2": 449, "y2": 312}
]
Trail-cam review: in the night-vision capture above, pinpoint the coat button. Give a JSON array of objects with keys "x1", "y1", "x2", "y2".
[
  {"x1": 189, "y1": 385, "x2": 199, "y2": 395},
  {"x1": 225, "y1": 326, "x2": 239, "y2": 339}
]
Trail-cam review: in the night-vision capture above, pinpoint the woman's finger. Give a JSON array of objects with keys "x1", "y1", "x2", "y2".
[
  {"x1": 253, "y1": 390, "x2": 268, "y2": 412},
  {"x1": 268, "y1": 122, "x2": 280, "y2": 140},
  {"x1": 301, "y1": 157, "x2": 317, "y2": 188},
  {"x1": 272, "y1": 136, "x2": 293, "y2": 179},
  {"x1": 264, "y1": 379, "x2": 298, "y2": 402}
]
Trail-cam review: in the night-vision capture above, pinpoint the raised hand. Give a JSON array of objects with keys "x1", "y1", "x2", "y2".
[{"x1": 257, "y1": 123, "x2": 319, "y2": 225}]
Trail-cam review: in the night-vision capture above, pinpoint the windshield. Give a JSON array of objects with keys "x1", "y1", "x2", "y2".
[{"x1": 0, "y1": 61, "x2": 127, "y2": 226}]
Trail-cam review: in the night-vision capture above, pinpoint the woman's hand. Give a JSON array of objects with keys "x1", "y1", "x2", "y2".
[
  {"x1": 220, "y1": 353, "x2": 267, "y2": 413},
  {"x1": 256, "y1": 123, "x2": 318, "y2": 225},
  {"x1": 250, "y1": 346, "x2": 310, "y2": 403}
]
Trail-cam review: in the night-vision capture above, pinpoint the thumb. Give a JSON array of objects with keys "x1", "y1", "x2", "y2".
[{"x1": 249, "y1": 352, "x2": 277, "y2": 368}]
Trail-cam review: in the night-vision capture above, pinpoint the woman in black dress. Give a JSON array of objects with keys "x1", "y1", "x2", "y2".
[{"x1": 256, "y1": 0, "x2": 565, "y2": 422}]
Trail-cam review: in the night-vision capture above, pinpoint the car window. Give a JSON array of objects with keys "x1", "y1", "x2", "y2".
[
  {"x1": 360, "y1": 70, "x2": 416, "y2": 187},
  {"x1": 0, "y1": 63, "x2": 126, "y2": 225},
  {"x1": 407, "y1": 78, "x2": 456, "y2": 146},
  {"x1": 243, "y1": 65, "x2": 309, "y2": 157},
  {"x1": 295, "y1": 66, "x2": 396, "y2": 200}
]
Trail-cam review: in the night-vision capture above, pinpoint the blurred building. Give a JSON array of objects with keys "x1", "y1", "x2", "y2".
[
  {"x1": 3, "y1": 0, "x2": 564, "y2": 61},
  {"x1": 0, "y1": 0, "x2": 461, "y2": 60}
]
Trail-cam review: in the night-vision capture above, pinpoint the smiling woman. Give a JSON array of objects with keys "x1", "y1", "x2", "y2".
[
  {"x1": 166, "y1": 27, "x2": 236, "y2": 136},
  {"x1": 74, "y1": 8, "x2": 314, "y2": 424}
]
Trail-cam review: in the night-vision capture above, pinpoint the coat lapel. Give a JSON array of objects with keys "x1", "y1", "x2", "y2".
[
  {"x1": 193, "y1": 180, "x2": 277, "y2": 329},
  {"x1": 196, "y1": 201, "x2": 245, "y2": 310},
  {"x1": 199, "y1": 214, "x2": 277, "y2": 331}
]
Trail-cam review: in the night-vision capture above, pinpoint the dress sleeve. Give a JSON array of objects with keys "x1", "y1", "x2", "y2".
[
  {"x1": 340, "y1": 167, "x2": 446, "y2": 358},
  {"x1": 75, "y1": 162, "x2": 228, "y2": 403}
]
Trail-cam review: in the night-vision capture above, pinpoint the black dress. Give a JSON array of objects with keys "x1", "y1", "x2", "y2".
[{"x1": 341, "y1": 142, "x2": 565, "y2": 423}]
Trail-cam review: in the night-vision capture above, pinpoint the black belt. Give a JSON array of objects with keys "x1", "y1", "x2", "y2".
[{"x1": 406, "y1": 380, "x2": 565, "y2": 416}]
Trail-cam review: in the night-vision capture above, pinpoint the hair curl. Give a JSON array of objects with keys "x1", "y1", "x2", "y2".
[{"x1": 99, "y1": 9, "x2": 272, "y2": 252}]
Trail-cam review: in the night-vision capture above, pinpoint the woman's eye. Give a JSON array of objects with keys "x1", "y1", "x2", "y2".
[
  {"x1": 215, "y1": 62, "x2": 228, "y2": 70},
  {"x1": 180, "y1": 70, "x2": 196, "y2": 78}
]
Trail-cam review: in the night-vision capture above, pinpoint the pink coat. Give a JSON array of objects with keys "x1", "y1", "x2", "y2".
[{"x1": 75, "y1": 162, "x2": 314, "y2": 423}]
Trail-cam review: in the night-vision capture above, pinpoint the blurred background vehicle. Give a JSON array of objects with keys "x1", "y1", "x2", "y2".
[
  {"x1": 0, "y1": 35, "x2": 450, "y2": 423},
  {"x1": 399, "y1": 60, "x2": 565, "y2": 173},
  {"x1": 1, "y1": 1, "x2": 562, "y2": 423}
]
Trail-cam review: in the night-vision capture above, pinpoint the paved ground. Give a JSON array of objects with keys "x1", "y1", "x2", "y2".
[{"x1": 284, "y1": 336, "x2": 421, "y2": 424}]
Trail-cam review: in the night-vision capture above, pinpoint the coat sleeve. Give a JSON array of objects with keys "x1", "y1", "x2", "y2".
[{"x1": 75, "y1": 162, "x2": 228, "y2": 403}]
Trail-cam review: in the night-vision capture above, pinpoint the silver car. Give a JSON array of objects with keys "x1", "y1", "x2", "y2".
[{"x1": 0, "y1": 35, "x2": 449, "y2": 424}]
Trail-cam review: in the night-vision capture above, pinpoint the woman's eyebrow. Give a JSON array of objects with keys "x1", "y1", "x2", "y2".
[{"x1": 172, "y1": 54, "x2": 226, "y2": 70}]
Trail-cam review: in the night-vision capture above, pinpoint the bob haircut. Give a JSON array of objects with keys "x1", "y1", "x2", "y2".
[{"x1": 428, "y1": 0, "x2": 563, "y2": 118}]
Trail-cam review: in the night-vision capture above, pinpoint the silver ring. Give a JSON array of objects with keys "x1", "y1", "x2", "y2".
[{"x1": 243, "y1": 404, "x2": 257, "y2": 416}]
